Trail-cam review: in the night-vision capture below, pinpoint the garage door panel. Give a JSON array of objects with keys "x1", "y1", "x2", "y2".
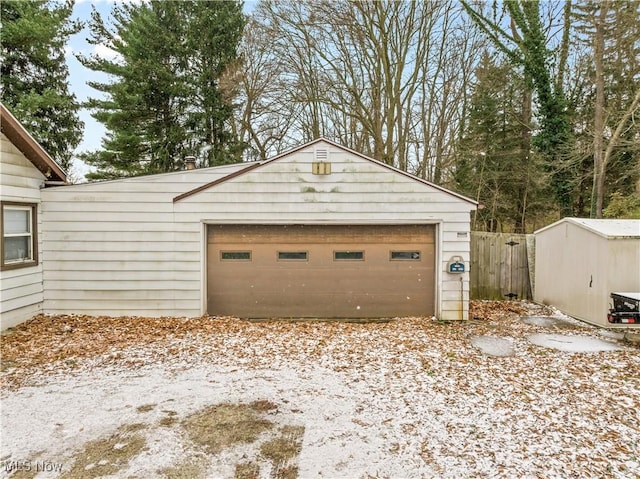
[
  {"x1": 208, "y1": 292, "x2": 429, "y2": 319},
  {"x1": 208, "y1": 224, "x2": 435, "y2": 245},
  {"x1": 210, "y1": 273, "x2": 428, "y2": 294},
  {"x1": 208, "y1": 224, "x2": 435, "y2": 318}
]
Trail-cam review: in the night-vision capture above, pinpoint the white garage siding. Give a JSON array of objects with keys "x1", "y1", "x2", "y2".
[
  {"x1": 40, "y1": 164, "x2": 250, "y2": 318},
  {"x1": 41, "y1": 139, "x2": 476, "y2": 321}
]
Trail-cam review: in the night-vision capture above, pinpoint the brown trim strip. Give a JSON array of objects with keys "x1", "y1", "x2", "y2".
[
  {"x1": 0, "y1": 103, "x2": 67, "y2": 183},
  {"x1": 173, "y1": 162, "x2": 263, "y2": 203}
]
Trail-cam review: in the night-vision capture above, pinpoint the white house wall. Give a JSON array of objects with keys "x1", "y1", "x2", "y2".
[
  {"x1": 0, "y1": 133, "x2": 46, "y2": 329},
  {"x1": 40, "y1": 142, "x2": 474, "y2": 321}
]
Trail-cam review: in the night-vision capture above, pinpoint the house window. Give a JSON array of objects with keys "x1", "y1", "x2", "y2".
[{"x1": 1, "y1": 202, "x2": 37, "y2": 270}]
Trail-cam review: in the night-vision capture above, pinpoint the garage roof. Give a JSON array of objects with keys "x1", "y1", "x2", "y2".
[
  {"x1": 535, "y1": 217, "x2": 640, "y2": 239},
  {"x1": 174, "y1": 138, "x2": 478, "y2": 205},
  {"x1": 0, "y1": 103, "x2": 67, "y2": 183}
]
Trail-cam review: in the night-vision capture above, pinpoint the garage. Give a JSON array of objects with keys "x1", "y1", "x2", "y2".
[
  {"x1": 207, "y1": 224, "x2": 435, "y2": 318},
  {"x1": 32, "y1": 138, "x2": 476, "y2": 323}
]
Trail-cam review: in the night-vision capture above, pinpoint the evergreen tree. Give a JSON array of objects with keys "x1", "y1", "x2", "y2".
[
  {"x1": 79, "y1": 1, "x2": 245, "y2": 179},
  {"x1": 79, "y1": 2, "x2": 192, "y2": 178},
  {"x1": 1, "y1": 0, "x2": 83, "y2": 172},
  {"x1": 184, "y1": 1, "x2": 245, "y2": 166},
  {"x1": 455, "y1": 54, "x2": 546, "y2": 232},
  {"x1": 462, "y1": 0, "x2": 575, "y2": 217}
]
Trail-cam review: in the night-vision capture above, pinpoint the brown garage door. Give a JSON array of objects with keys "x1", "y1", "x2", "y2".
[{"x1": 207, "y1": 224, "x2": 435, "y2": 318}]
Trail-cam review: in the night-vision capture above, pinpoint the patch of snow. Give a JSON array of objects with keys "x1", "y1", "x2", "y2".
[
  {"x1": 1, "y1": 311, "x2": 638, "y2": 478},
  {"x1": 599, "y1": 330, "x2": 626, "y2": 341},
  {"x1": 527, "y1": 333, "x2": 623, "y2": 352}
]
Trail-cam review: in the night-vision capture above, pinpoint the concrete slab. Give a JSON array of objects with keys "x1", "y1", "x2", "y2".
[
  {"x1": 470, "y1": 335, "x2": 515, "y2": 357},
  {"x1": 521, "y1": 316, "x2": 579, "y2": 329},
  {"x1": 527, "y1": 333, "x2": 623, "y2": 352}
]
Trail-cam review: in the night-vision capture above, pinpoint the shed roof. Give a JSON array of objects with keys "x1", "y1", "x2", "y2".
[
  {"x1": 1, "y1": 103, "x2": 67, "y2": 183},
  {"x1": 535, "y1": 217, "x2": 640, "y2": 239}
]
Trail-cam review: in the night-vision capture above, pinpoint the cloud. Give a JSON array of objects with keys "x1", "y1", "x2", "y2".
[{"x1": 94, "y1": 42, "x2": 122, "y2": 62}]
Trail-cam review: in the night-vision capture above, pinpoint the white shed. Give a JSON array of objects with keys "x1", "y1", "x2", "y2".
[
  {"x1": 11, "y1": 138, "x2": 476, "y2": 327},
  {"x1": 0, "y1": 104, "x2": 67, "y2": 329},
  {"x1": 534, "y1": 218, "x2": 640, "y2": 328}
]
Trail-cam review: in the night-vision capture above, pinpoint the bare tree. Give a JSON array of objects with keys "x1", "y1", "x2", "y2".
[
  {"x1": 242, "y1": 0, "x2": 483, "y2": 177},
  {"x1": 221, "y1": 17, "x2": 298, "y2": 160},
  {"x1": 574, "y1": 0, "x2": 640, "y2": 217}
]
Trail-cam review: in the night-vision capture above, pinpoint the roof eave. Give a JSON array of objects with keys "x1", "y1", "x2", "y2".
[
  {"x1": 534, "y1": 217, "x2": 640, "y2": 238},
  {"x1": 0, "y1": 103, "x2": 67, "y2": 183}
]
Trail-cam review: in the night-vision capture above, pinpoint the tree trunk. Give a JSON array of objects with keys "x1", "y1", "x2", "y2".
[
  {"x1": 514, "y1": 85, "x2": 533, "y2": 233},
  {"x1": 591, "y1": 1, "x2": 607, "y2": 218}
]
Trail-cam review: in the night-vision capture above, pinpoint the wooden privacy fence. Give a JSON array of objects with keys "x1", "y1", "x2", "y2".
[{"x1": 470, "y1": 232, "x2": 535, "y2": 300}]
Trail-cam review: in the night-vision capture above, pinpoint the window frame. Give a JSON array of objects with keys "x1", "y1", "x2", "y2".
[
  {"x1": 220, "y1": 250, "x2": 252, "y2": 261},
  {"x1": 333, "y1": 250, "x2": 365, "y2": 261},
  {"x1": 390, "y1": 250, "x2": 421, "y2": 261},
  {"x1": 1, "y1": 201, "x2": 38, "y2": 271}
]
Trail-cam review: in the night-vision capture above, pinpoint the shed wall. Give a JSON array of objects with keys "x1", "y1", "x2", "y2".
[
  {"x1": 0, "y1": 133, "x2": 46, "y2": 329},
  {"x1": 606, "y1": 238, "x2": 640, "y2": 319},
  {"x1": 535, "y1": 220, "x2": 640, "y2": 327}
]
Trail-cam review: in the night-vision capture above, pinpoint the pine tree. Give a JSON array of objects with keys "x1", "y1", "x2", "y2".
[
  {"x1": 1, "y1": 0, "x2": 83, "y2": 172},
  {"x1": 455, "y1": 53, "x2": 545, "y2": 232},
  {"x1": 462, "y1": 0, "x2": 575, "y2": 217},
  {"x1": 78, "y1": 2, "x2": 192, "y2": 178},
  {"x1": 78, "y1": 1, "x2": 245, "y2": 179},
  {"x1": 184, "y1": 1, "x2": 245, "y2": 166}
]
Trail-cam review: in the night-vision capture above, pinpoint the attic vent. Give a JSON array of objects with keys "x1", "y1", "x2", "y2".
[
  {"x1": 315, "y1": 148, "x2": 328, "y2": 161},
  {"x1": 312, "y1": 148, "x2": 331, "y2": 174}
]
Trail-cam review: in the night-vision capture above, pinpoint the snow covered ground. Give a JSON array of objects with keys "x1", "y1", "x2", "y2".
[{"x1": 1, "y1": 301, "x2": 638, "y2": 478}]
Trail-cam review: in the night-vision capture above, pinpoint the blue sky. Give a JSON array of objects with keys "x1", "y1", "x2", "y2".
[
  {"x1": 65, "y1": 0, "x2": 255, "y2": 179},
  {"x1": 66, "y1": 0, "x2": 116, "y2": 177}
]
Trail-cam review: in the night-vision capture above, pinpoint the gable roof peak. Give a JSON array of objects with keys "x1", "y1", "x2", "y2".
[
  {"x1": 174, "y1": 138, "x2": 477, "y2": 206},
  {"x1": 0, "y1": 103, "x2": 67, "y2": 183}
]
